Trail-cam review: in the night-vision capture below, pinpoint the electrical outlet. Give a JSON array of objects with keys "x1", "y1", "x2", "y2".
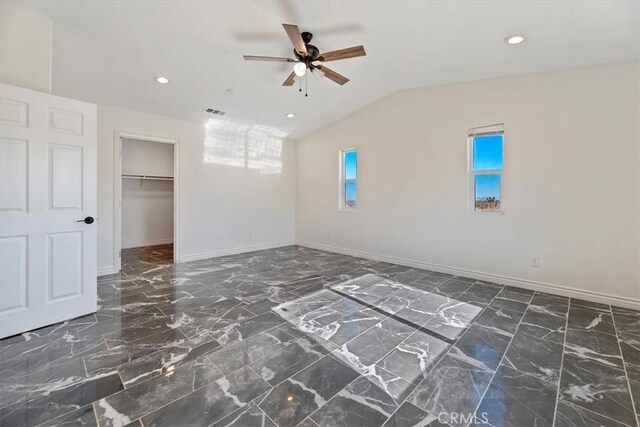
[
  {"x1": 530, "y1": 256, "x2": 540, "y2": 268},
  {"x1": 248, "y1": 232, "x2": 253, "y2": 240},
  {"x1": 327, "y1": 232, "x2": 332, "y2": 240}
]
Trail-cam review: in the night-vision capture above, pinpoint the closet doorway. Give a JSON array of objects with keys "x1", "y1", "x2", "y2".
[{"x1": 113, "y1": 133, "x2": 179, "y2": 272}]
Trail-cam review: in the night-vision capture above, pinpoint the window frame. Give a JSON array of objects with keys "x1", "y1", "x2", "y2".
[
  {"x1": 468, "y1": 124, "x2": 505, "y2": 215},
  {"x1": 339, "y1": 148, "x2": 358, "y2": 211}
]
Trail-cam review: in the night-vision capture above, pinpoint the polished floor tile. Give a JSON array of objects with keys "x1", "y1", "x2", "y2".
[
  {"x1": 310, "y1": 375, "x2": 398, "y2": 427},
  {"x1": 1, "y1": 244, "x2": 638, "y2": 426},
  {"x1": 476, "y1": 364, "x2": 558, "y2": 426},
  {"x1": 516, "y1": 306, "x2": 567, "y2": 344},
  {"x1": 503, "y1": 331, "x2": 564, "y2": 383},
  {"x1": 141, "y1": 366, "x2": 271, "y2": 426},
  {"x1": 407, "y1": 353, "x2": 494, "y2": 420},
  {"x1": 378, "y1": 331, "x2": 449, "y2": 384},
  {"x1": 559, "y1": 353, "x2": 636, "y2": 425},
  {"x1": 382, "y1": 402, "x2": 447, "y2": 426},
  {"x1": 554, "y1": 400, "x2": 629, "y2": 427},
  {"x1": 259, "y1": 356, "x2": 359, "y2": 427}
]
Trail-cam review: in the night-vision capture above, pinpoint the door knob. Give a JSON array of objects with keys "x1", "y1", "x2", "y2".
[{"x1": 77, "y1": 216, "x2": 95, "y2": 224}]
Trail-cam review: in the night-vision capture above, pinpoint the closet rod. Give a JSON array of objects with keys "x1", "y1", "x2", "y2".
[{"x1": 122, "y1": 174, "x2": 174, "y2": 181}]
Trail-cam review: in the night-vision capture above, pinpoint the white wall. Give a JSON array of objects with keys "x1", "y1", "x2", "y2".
[
  {"x1": 121, "y1": 138, "x2": 174, "y2": 249},
  {"x1": 0, "y1": 4, "x2": 52, "y2": 92},
  {"x1": 122, "y1": 138, "x2": 174, "y2": 177},
  {"x1": 98, "y1": 105, "x2": 296, "y2": 274},
  {"x1": 296, "y1": 61, "x2": 640, "y2": 308}
]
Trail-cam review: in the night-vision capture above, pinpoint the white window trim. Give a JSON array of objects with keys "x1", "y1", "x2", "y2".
[
  {"x1": 339, "y1": 147, "x2": 357, "y2": 211},
  {"x1": 467, "y1": 124, "x2": 505, "y2": 215}
]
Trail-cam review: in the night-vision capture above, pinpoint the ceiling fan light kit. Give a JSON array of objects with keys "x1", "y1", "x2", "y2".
[
  {"x1": 243, "y1": 23, "x2": 366, "y2": 96},
  {"x1": 293, "y1": 62, "x2": 307, "y2": 77}
]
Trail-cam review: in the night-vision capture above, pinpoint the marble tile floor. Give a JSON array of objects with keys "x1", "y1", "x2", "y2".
[{"x1": 0, "y1": 244, "x2": 638, "y2": 427}]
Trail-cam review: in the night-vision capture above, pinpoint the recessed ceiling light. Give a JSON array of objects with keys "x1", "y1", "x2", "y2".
[
  {"x1": 155, "y1": 76, "x2": 169, "y2": 84},
  {"x1": 286, "y1": 113, "x2": 295, "y2": 119},
  {"x1": 505, "y1": 34, "x2": 526, "y2": 45}
]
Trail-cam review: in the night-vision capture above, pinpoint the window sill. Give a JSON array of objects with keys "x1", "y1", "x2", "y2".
[{"x1": 470, "y1": 210, "x2": 505, "y2": 216}]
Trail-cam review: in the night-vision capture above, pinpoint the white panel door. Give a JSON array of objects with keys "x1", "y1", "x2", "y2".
[{"x1": 0, "y1": 83, "x2": 97, "y2": 338}]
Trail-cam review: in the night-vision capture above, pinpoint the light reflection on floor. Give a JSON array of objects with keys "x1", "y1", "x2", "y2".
[{"x1": 272, "y1": 273, "x2": 483, "y2": 400}]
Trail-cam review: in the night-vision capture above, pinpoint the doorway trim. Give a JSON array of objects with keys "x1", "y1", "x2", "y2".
[{"x1": 113, "y1": 131, "x2": 180, "y2": 272}]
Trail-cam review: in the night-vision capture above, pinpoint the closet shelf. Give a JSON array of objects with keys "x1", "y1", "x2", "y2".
[{"x1": 122, "y1": 174, "x2": 174, "y2": 181}]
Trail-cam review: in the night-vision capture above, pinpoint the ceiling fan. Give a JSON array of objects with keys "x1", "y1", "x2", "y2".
[{"x1": 243, "y1": 23, "x2": 366, "y2": 89}]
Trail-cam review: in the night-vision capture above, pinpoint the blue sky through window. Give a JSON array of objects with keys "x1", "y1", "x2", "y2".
[
  {"x1": 345, "y1": 182, "x2": 357, "y2": 207},
  {"x1": 344, "y1": 151, "x2": 357, "y2": 179},
  {"x1": 344, "y1": 150, "x2": 357, "y2": 207},
  {"x1": 474, "y1": 135, "x2": 502, "y2": 203},
  {"x1": 475, "y1": 174, "x2": 501, "y2": 199},
  {"x1": 474, "y1": 135, "x2": 503, "y2": 171}
]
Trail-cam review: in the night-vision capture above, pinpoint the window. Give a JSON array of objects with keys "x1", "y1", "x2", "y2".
[
  {"x1": 340, "y1": 149, "x2": 357, "y2": 210},
  {"x1": 469, "y1": 125, "x2": 504, "y2": 213}
]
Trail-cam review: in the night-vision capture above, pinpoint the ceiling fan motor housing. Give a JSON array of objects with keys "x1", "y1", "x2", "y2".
[
  {"x1": 294, "y1": 31, "x2": 320, "y2": 63},
  {"x1": 301, "y1": 31, "x2": 313, "y2": 43},
  {"x1": 295, "y1": 45, "x2": 320, "y2": 62}
]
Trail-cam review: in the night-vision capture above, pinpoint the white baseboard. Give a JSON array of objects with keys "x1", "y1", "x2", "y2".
[
  {"x1": 178, "y1": 241, "x2": 296, "y2": 263},
  {"x1": 296, "y1": 240, "x2": 640, "y2": 311},
  {"x1": 121, "y1": 238, "x2": 173, "y2": 249},
  {"x1": 97, "y1": 266, "x2": 118, "y2": 277}
]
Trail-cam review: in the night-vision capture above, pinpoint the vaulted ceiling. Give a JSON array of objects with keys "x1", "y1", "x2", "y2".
[{"x1": 14, "y1": 0, "x2": 640, "y2": 139}]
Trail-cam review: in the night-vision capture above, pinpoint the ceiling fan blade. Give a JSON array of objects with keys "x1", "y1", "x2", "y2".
[
  {"x1": 318, "y1": 45, "x2": 366, "y2": 62},
  {"x1": 243, "y1": 55, "x2": 296, "y2": 63},
  {"x1": 282, "y1": 71, "x2": 296, "y2": 86},
  {"x1": 282, "y1": 23, "x2": 307, "y2": 56},
  {"x1": 315, "y1": 65, "x2": 349, "y2": 86}
]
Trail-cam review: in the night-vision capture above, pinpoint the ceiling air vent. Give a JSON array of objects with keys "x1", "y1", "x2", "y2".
[{"x1": 204, "y1": 107, "x2": 226, "y2": 116}]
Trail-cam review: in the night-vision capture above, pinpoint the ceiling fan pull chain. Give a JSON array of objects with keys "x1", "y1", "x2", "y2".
[{"x1": 305, "y1": 73, "x2": 308, "y2": 97}]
